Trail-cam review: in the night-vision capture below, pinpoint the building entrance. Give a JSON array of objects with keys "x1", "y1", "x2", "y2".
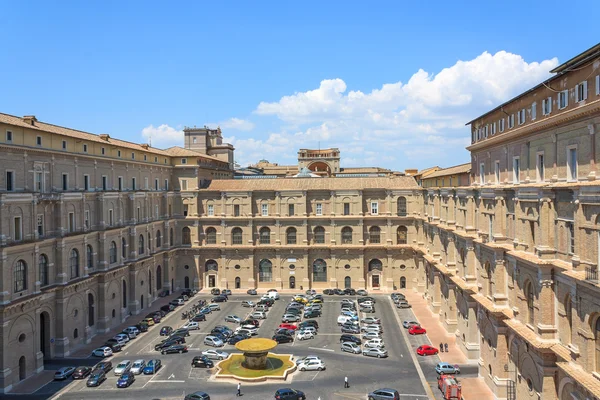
[
  {"x1": 372, "y1": 274, "x2": 380, "y2": 289},
  {"x1": 208, "y1": 275, "x2": 216, "y2": 288}
]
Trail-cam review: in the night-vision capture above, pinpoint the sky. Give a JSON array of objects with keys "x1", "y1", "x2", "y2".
[{"x1": 1, "y1": 1, "x2": 599, "y2": 171}]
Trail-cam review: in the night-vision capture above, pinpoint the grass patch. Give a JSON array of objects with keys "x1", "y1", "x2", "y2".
[{"x1": 217, "y1": 353, "x2": 294, "y2": 378}]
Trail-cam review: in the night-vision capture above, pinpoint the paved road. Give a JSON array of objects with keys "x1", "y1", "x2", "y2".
[{"x1": 12, "y1": 292, "x2": 437, "y2": 400}]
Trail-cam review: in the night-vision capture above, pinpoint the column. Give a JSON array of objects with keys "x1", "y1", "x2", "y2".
[
  {"x1": 330, "y1": 190, "x2": 336, "y2": 216},
  {"x1": 128, "y1": 269, "x2": 140, "y2": 315},
  {"x1": 194, "y1": 255, "x2": 202, "y2": 290},
  {"x1": 54, "y1": 296, "x2": 70, "y2": 357},
  {"x1": 275, "y1": 191, "x2": 281, "y2": 217},
  {"x1": 536, "y1": 271, "x2": 556, "y2": 340}
]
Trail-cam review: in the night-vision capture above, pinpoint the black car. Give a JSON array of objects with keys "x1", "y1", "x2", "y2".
[
  {"x1": 274, "y1": 328, "x2": 295, "y2": 337},
  {"x1": 161, "y1": 304, "x2": 175, "y2": 313},
  {"x1": 272, "y1": 334, "x2": 294, "y2": 344},
  {"x1": 155, "y1": 340, "x2": 178, "y2": 351},
  {"x1": 72, "y1": 366, "x2": 92, "y2": 379},
  {"x1": 210, "y1": 331, "x2": 227, "y2": 342},
  {"x1": 275, "y1": 388, "x2": 306, "y2": 400},
  {"x1": 92, "y1": 361, "x2": 113, "y2": 374},
  {"x1": 192, "y1": 314, "x2": 207, "y2": 322},
  {"x1": 104, "y1": 342, "x2": 123, "y2": 353},
  {"x1": 227, "y1": 335, "x2": 247, "y2": 345},
  {"x1": 211, "y1": 288, "x2": 221, "y2": 295},
  {"x1": 339, "y1": 334, "x2": 362, "y2": 345},
  {"x1": 334, "y1": 288, "x2": 344, "y2": 295},
  {"x1": 212, "y1": 326, "x2": 233, "y2": 336},
  {"x1": 160, "y1": 326, "x2": 173, "y2": 336},
  {"x1": 185, "y1": 391, "x2": 211, "y2": 400},
  {"x1": 86, "y1": 370, "x2": 106, "y2": 387},
  {"x1": 182, "y1": 289, "x2": 195, "y2": 297},
  {"x1": 258, "y1": 299, "x2": 274, "y2": 306},
  {"x1": 134, "y1": 323, "x2": 148, "y2": 333},
  {"x1": 358, "y1": 296, "x2": 376, "y2": 303},
  {"x1": 116, "y1": 372, "x2": 135, "y2": 388},
  {"x1": 167, "y1": 335, "x2": 187, "y2": 344},
  {"x1": 247, "y1": 289, "x2": 257, "y2": 295},
  {"x1": 212, "y1": 295, "x2": 227, "y2": 303},
  {"x1": 285, "y1": 308, "x2": 302, "y2": 316},
  {"x1": 304, "y1": 310, "x2": 321, "y2": 318},
  {"x1": 343, "y1": 288, "x2": 356, "y2": 295},
  {"x1": 172, "y1": 328, "x2": 190, "y2": 337},
  {"x1": 146, "y1": 313, "x2": 161, "y2": 323},
  {"x1": 161, "y1": 344, "x2": 188, "y2": 354},
  {"x1": 191, "y1": 356, "x2": 214, "y2": 368},
  {"x1": 323, "y1": 289, "x2": 333, "y2": 295},
  {"x1": 169, "y1": 300, "x2": 180, "y2": 307},
  {"x1": 299, "y1": 320, "x2": 319, "y2": 329}
]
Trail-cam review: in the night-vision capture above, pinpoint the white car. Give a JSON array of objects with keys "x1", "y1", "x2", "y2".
[
  {"x1": 296, "y1": 330, "x2": 315, "y2": 340},
  {"x1": 122, "y1": 327, "x2": 139, "y2": 339},
  {"x1": 299, "y1": 326, "x2": 317, "y2": 335},
  {"x1": 208, "y1": 303, "x2": 221, "y2": 311},
  {"x1": 113, "y1": 360, "x2": 132, "y2": 375},
  {"x1": 255, "y1": 305, "x2": 269, "y2": 312},
  {"x1": 112, "y1": 334, "x2": 129, "y2": 345},
  {"x1": 202, "y1": 349, "x2": 229, "y2": 360},
  {"x1": 242, "y1": 300, "x2": 255, "y2": 308},
  {"x1": 92, "y1": 346, "x2": 113, "y2": 357},
  {"x1": 341, "y1": 299, "x2": 354, "y2": 305},
  {"x1": 183, "y1": 321, "x2": 200, "y2": 330},
  {"x1": 236, "y1": 326, "x2": 258, "y2": 336},
  {"x1": 225, "y1": 315, "x2": 241, "y2": 323},
  {"x1": 282, "y1": 314, "x2": 300, "y2": 323},
  {"x1": 295, "y1": 355, "x2": 321, "y2": 365},
  {"x1": 251, "y1": 311, "x2": 267, "y2": 320},
  {"x1": 341, "y1": 342, "x2": 362, "y2": 354},
  {"x1": 364, "y1": 338, "x2": 385, "y2": 348},
  {"x1": 359, "y1": 300, "x2": 374, "y2": 307},
  {"x1": 298, "y1": 360, "x2": 326, "y2": 371},
  {"x1": 362, "y1": 331, "x2": 381, "y2": 340},
  {"x1": 204, "y1": 335, "x2": 224, "y2": 347},
  {"x1": 130, "y1": 359, "x2": 146, "y2": 374}
]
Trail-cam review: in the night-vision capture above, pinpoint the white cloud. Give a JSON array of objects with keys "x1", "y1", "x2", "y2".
[
  {"x1": 220, "y1": 117, "x2": 255, "y2": 131},
  {"x1": 141, "y1": 124, "x2": 183, "y2": 148},
  {"x1": 244, "y1": 50, "x2": 558, "y2": 170}
]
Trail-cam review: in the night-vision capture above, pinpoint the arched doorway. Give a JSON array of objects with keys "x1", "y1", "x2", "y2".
[
  {"x1": 205, "y1": 260, "x2": 218, "y2": 288},
  {"x1": 400, "y1": 276, "x2": 406, "y2": 289},
  {"x1": 39, "y1": 312, "x2": 50, "y2": 359},
  {"x1": 88, "y1": 293, "x2": 95, "y2": 327},
  {"x1": 140, "y1": 295, "x2": 144, "y2": 309},
  {"x1": 18, "y1": 356, "x2": 26, "y2": 381},
  {"x1": 344, "y1": 276, "x2": 351, "y2": 289},
  {"x1": 149, "y1": 271, "x2": 153, "y2": 296},
  {"x1": 171, "y1": 279, "x2": 174, "y2": 292},
  {"x1": 235, "y1": 277, "x2": 241, "y2": 289},
  {"x1": 289, "y1": 276, "x2": 296, "y2": 289},
  {"x1": 368, "y1": 259, "x2": 382, "y2": 289},
  {"x1": 156, "y1": 265, "x2": 162, "y2": 292},
  {"x1": 184, "y1": 276, "x2": 190, "y2": 289}
]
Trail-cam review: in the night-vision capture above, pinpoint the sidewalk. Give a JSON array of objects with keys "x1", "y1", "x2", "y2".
[{"x1": 404, "y1": 290, "x2": 494, "y2": 400}]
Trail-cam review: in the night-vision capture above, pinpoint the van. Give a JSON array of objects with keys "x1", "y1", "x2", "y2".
[
  {"x1": 337, "y1": 315, "x2": 352, "y2": 325},
  {"x1": 267, "y1": 291, "x2": 280, "y2": 300}
]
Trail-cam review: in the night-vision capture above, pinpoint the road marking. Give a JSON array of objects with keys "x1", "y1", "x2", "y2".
[
  {"x1": 169, "y1": 373, "x2": 175, "y2": 379},
  {"x1": 308, "y1": 347, "x2": 335, "y2": 352},
  {"x1": 150, "y1": 380, "x2": 186, "y2": 383}
]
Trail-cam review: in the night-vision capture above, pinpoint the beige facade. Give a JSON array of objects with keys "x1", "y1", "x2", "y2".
[{"x1": 421, "y1": 163, "x2": 471, "y2": 188}]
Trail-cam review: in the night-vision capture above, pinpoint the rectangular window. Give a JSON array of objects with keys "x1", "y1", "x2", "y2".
[
  {"x1": 117, "y1": 150, "x2": 121, "y2": 158},
  {"x1": 108, "y1": 209, "x2": 114, "y2": 226},
  {"x1": 261, "y1": 203, "x2": 268, "y2": 216},
  {"x1": 495, "y1": 161, "x2": 500, "y2": 184},
  {"x1": 371, "y1": 201, "x2": 378, "y2": 215},
  {"x1": 37, "y1": 214, "x2": 44, "y2": 237},
  {"x1": 518, "y1": 109, "x2": 526, "y2": 125},
  {"x1": 596, "y1": 75, "x2": 600, "y2": 95},
  {"x1": 479, "y1": 163, "x2": 485, "y2": 185},
  {"x1": 154, "y1": 156, "x2": 158, "y2": 162},
  {"x1": 164, "y1": 179, "x2": 169, "y2": 190},
  {"x1": 84, "y1": 210, "x2": 90, "y2": 229},
  {"x1": 155, "y1": 204, "x2": 158, "y2": 218},
  {"x1": 558, "y1": 90, "x2": 568, "y2": 109},
  {"x1": 531, "y1": 102, "x2": 537, "y2": 120},
  {"x1": 567, "y1": 221, "x2": 575, "y2": 255},
  {"x1": 207, "y1": 204, "x2": 214, "y2": 216},
  {"x1": 6, "y1": 130, "x2": 12, "y2": 142},
  {"x1": 143, "y1": 154, "x2": 147, "y2": 161},
  {"x1": 537, "y1": 153, "x2": 545, "y2": 182},
  {"x1": 83, "y1": 174, "x2": 90, "y2": 191},
  {"x1": 288, "y1": 204, "x2": 294, "y2": 216},
  {"x1": 102, "y1": 176, "x2": 107, "y2": 191},
  {"x1": 62, "y1": 140, "x2": 67, "y2": 150},
  {"x1": 181, "y1": 158, "x2": 187, "y2": 164},
  {"x1": 144, "y1": 177, "x2": 148, "y2": 190},
  {"x1": 491, "y1": 122, "x2": 496, "y2": 135},
  {"x1": 14, "y1": 216, "x2": 22, "y2": 241},
  {"x1": 131, "y1": 152, "x2": 135, "y2": 160},
  {"x1": 316, "y1": 203, "x2": 323, "y2": 215},
  {"x1": 483, "y1": 125, "x2": 488, "y2": 138},
  {"x1": 181, "y1": 180, "x2": 187, "y2": 190},
  {"x1": 542, "y1": 97, "x2": 552, "y2": 115},
  {"x1": 132, "y1": 177, "x2": 136, "y2": 190},
  {"x1": 83, "y1": 144, "x2": 88, "y2": 153},
  {"x1": 155, "y1": 178, "x2": 159, "y2": 190},
  {"x1": 36, "y1": 136, "x2": 42, "y2": 146},
  {"x1": 101, "y1": 147, "x2": 105, "y2": 155},
  {"x1": 513, "y1": 157, "x2": 520, "y2": 184},
  {"x1": 6, "y1": 170, "x2": 14, "y2": 191},
  {"x1": 137, "y1": 206, "x2": 141, "y2": 221},
  {"x1": 567, "y1": 147, "x2": 578, "y2": 182},
  {"x1": 183, "y1": 205, "x2": 189, "y2": 217},
  {"x1": 62, "y1": 173, "x2": 68, "y2": 191},
  {"x1": 508, "y1": 114, "x2": 515, "y2": 128},
  {"x1": 234, "y1": 204, "x2": 240, "y2": 217},
  {"x1": 576, "y1": 81, "x2": 588, "y2": 102},
  {"x1": 118, "y1": 176, "x2": 123, "y2": 191},
  {"x1": 499, "y1": 118, "x2": 505, "y2": 132},
  {"x1": 35, "y1": 171, "x2": 43, "y2": 192},
  {"x1": 68, "y1": 212, "x2": 75, "y2": 233}
]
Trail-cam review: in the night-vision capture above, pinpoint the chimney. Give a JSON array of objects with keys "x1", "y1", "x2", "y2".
[
  {"x1": 99, "y1": 134, "x2": 110, "y2": 141},
  {"x1": 23, "y1": 115, "x2": 37, "y2": 126}
]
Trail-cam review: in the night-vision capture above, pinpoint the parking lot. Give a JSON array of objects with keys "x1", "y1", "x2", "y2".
[{"x1": 43, "y1": 290, "x2": 460, "y2": 400}]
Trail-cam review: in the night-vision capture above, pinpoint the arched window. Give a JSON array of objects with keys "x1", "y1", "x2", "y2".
[
  {"x1": 526, "y1": 281, "x2": 534, "y2": 325},
  {"x1": 86, "y1": 245, "x2": 94, "y2": 270},
  {"x1": 39, "y1": 254, "x2": 49, "y2": 286},
  {"x1": 70, "y1": 249, "x2": 79, "y2": 279},
  {"x1": 397, "y1": 226, "x2": 408, "y2": 244},
  {"x1": 231, "y1": 227, "x2": 243, "y2": 245},
  {"x1": 205, "y1": 260, "x2": 218, "y2": 272},
  {"x1": 205, "y1": 227, "x2": 216, "y2": 244},
  {"x1": 259, "y1": 227, "x2": 271, "y2": 244},
  {"x1": 341, "y1": 227, "x2": 353, "y2": 244},
  {"x1": 121, "y1": 237, "x2": 127, "y2": 258},
  {"x1": 368, "y1": 259, "x2": 383, "y2": 272},
  {"x1": 14, "y1": 260, "x2": 27, "y2": 292},
  {"x1": 235, "y1": 277, "x2": 241, "y2": 289},
  {"x1": 169, "y1": 228, "x2": 174, "y2": 246},
  {"x1": 595, "y1": 317, "x2": 600, "y2": 372},
  {"x1": 148, "y1": 233, "x2": 152, "y2": 252},
  {"x1": 286, "y1": 227, "x2": 297, "y2": 245},
  {"x1": 122, "y1": 280, "x2": 127, "y2": 308},
  {"x1": 156, "y1": 230, "x2": 162, "y2": 248},
  {"x1": 182, "y1": 227, "x2": 191, "y2": 245},
  {"x1": 110, "y1": 241, "x2": 117, "y2": 264},
  {"x1": 138, "y1": 234, "x2": 145, "y2": 254},
  {"x1": 88, "y1": 293, "x2": 95, "y2": 327},
  {"x1": 397, "y1": 196, "x2": 407, "y2": 216},
  {"x1": 258, "y1": 259, "x2": 272, "y2": 282},
  {"x1": 314, "y1": 226, "x2": 325, "y2": 244},
  {"x1": 369, "y1": 226, "x2": 381, "y2": 244},
  {"x1": 344, "y1": 276, "x2": 351, "y2": 289},
  {"x1": 312, "y1": 259, "x2": 327, "y2": 282},
  {"x1": 400, "y1": 276, "x2": 406, "y2": 289},
  {"x1": 156, "y1": 265, "x2": 162, "y2": 291}
]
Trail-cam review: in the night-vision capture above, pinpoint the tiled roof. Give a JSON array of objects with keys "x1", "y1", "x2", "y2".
[
  {"x1": 0, "y1": 112, "x2": 171, "y2": 156},
  {"x1": 473, "y1": 294, "x2": 513, "y2": 319},
  {"x1": 557, "y1": 361, "x2": 600, "y2": 398},
  {"x1": 202, "y1": 176, "x2": 419, "y2": 191},
  {"x1": 340, "y1": 167, "x2": 391, "y2": 173},
  {"x1": 164, "y1": 146, "x2": 227, "y2": 163},
  {"x1": 425, "y1": 163, "x2": 471, "y2": 179},
  {"x1": 504, "y1": 319, "x2": 557, "y2": 350},
  {"x1": 417, "y1": 166, "x2": 440, "y2": 176}
]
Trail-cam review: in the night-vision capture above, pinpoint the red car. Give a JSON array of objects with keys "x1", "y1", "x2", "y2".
[
  {"x1": 409, "y1": 326, "x2": 427, "y2": 335},
  {"x1": 278, "y1": 323, "x2": 298, "y2": 331},
  {"x1": 416, "y1": 345, "x2": 438, "y2": 356}
]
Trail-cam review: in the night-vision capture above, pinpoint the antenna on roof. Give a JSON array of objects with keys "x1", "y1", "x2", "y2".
[{"x1": 148, "y1": 135, "x2": 152, "y2": 147}]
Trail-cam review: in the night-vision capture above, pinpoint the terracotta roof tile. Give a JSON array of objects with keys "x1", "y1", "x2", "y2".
[
  {"x1": 425, "y1": 163, "x2": 471, "y2": 179},
  {"x1": 164, "y1": 146, "x2": 227, "y2": 163},
  {"x1": 557, "y1": 361, "x2": 600, "y2": 398},
  {"x1": 203, "y1": 176, "x2": 419, "y2": 191}
]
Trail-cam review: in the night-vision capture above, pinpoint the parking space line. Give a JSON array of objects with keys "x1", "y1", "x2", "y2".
[{"x1": 308, "y1": 347, "x2": 335, "y2": 352}]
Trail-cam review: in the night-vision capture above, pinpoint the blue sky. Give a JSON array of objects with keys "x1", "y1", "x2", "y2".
[{"x1": 2, "y1": 1, "x2": 599, "y2": 170}]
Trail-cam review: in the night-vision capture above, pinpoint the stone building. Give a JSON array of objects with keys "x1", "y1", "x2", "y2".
[{"x1": 421, "y1": 163, "x2": 471, "y2": 188}]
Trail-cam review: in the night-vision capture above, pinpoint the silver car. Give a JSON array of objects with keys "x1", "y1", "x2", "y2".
[
  {"x1": 363, "y1": 347, "x2": 388, "y2": 358},
  {"x1": 201, "y1": 349, "x2": 229, "y2": 360},
  {"x1": 54, "y1": 366, "x2": 76, "y2": 380},
  {"x1": 282, "y1": 314, "x2": 300, "y2": 322},
  {"x1": 130, "y1": 359, "x2": 146, "y2": 374},
  {"x1": 225, "y1": 315, "x2": 241, "y2": 323},
  {"x1": 340, "y1": 342, "x2": 362, "y2": 354},
  {"x1": 113, "y1": 360, "x2": 132, "y2": 376}
]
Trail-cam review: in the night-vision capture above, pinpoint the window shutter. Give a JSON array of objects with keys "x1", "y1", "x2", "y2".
[
  {"x1": 583, "y1": 81, "x2": 588, "y2": 100},
  {"x1": 548, "y1": 97, "x2": 552, "y2": 113},
  {"x1": 565, "y1": 90, "x2": 569, "y2": 107},
  {"x1": 596, "y1": 75, "x2": 600, "y2": 95},
  {"x1": 575, "y1": 84, "x2": 579, "y2": 101}
]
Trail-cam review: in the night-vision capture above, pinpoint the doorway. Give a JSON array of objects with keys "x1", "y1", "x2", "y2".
[
  {"x1": 208, "y1": 275, "x2": 216, "y2": 288},
  {"x1": 39, "y1": 312, "x2": 50, "y2": 359},
  {"x1": 289, "y1": 276, "x2": 296, "y2": 289},
  {"x1": 184, "y1": 276, "x2": 190, "y2": 289},
  {"x1": 140, "y1": 295, "x2": 144, "y2": 309},
  {"x1": 372, "y1": 274, "x2": 380, "y2": 289},
  {"x1": 400, "y1": 276, "x2": 406, "y2": 289},
  {"x1": 235, "y1": 277, "x2": 241, "y2": 289},
  {"x1": 344, "y1": 276, "x2": 351, "y2": 289},
  {"x1": 19, "y1": 356, "x2": 26, "y2": 381},
  {"x1": 88, "y1": 293, "x2": 95, "y2": 327}
]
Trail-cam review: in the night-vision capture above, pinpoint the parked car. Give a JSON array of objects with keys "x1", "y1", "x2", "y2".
[
  {"x1": 228, "y1": 334, "x2": 249, "y2": 345},
  {"x1": 225, "y1": 315, "x2": 241, "y2": 323},
  {"x1": 279, "y1": 323, "x2": 297, "y2": 331},
  {"x1": 274, "y1": 388, "x2": 306, "y2": 400},
  {"x1": 72, "y1": 366, "x2": 92, "y2": 379},
  {"x1": 134, "y1": 323, "x2": 149, "y2": 333},
  {"x1": 242, "y1": 319, "x2": 260, "y2": 327},
  {"x1": 192, "y1": 355, "x2": 214, "y2": 368},
  {"x1": 298, "y1": 320, "x2": 319, "y2": 329},
  {"x1": 113, "y1": 360, "x2": 132, "y2": 376},
  {"x1": 185, "y1": 391, "x2": 211, "y2": 400},
  {"x1": 116, "y1": 372, "x2": 135, "y2": 388},
  {"x1": 402, "y1": 320, "x2": 420, "y2": 329},
  {"x1": 191, "y1": 314, "x2": 207, "y2": 322},
  {"x1": 247, "y1": 289, "x2": 257, "y2": 295},
  {"x1": 169, "y1": 300, "x2": 180, "y2": 308},
  {"x1": 251, "y1": 311, "x2": 267, "y2": 319},
  {"x1": 296, "y1": 330, "x2": 315, "y2": 341},
  {"x1": 344, "y1": 288, "x2": 357, "y2": 295},
  {"x1": 204, "y1": 336, "x2": 224, "y2": 347},
  {"x1": 323, "y1": 289, "x2": 333, "y2": 295},
  {"x1": 210, "y1": 288, "x2": 221, "y2": 295},
  {"x1": 340, "y1": 342, "x2": 362, "y2": 354},
  {"x1": 334, "y1": 288, "x2": 344, "y2": 295},
  {"x1": 295, "y1": 355, "x2": 322, "y2": 365},
  {"x1": 155, "y1": 340, "x2": 178, "y2": 351},
  {"x1": 367, "y1": 388, "x2": 400, "y2": 400},
  {"x1": 122, "y1": 327, "x2": 139, "y2": 339},
  {"x1": 298, "y1": 326, "x2": 317, "y2": 335},
  {"x1": 130, "y1": 360, "x2": 146, "y2": 375},
  {"x1": 363, "y1": 347, "x2": 388, "y2": 358},
  {"x1": 92, "y1": 346, "x2": 113, "y2": 357},
  {"x1": 236, "y1": 325, "x2": 258, "y2": 335},
  {"x1": 208, "y1": 303, "x2": 221, "y2": 311},
  {"x1": 356, "y1": 289, "x2": 368, "y2": 296},
  {"x1": 274, "y1": 328, "x2": 295, "y2": 337},
  {"x1": 396, "y1": 301, "x2": 412, "y2": 309},
  {"x1": 183, "y1": 321, "x2": 200, "y2": 330},
  {"x1": 362, "y1": 331, "x2": 381, "y2": 340},
  {"x1": 298, "y1": 360, "x2": 326, "y2": 371},
  {"x1": 282, "y1": 313, "x2": 300, "y2": 322},
  {"x1": 160, "y1": 326, "x2": 174, "y2": 336},
  {"x1": 221, "y1": 289, "x2": 231, "y2": 296},
  {"x1": 361, "y1": 317, "x2": 381, "y2": 325},
  {"x1": 409, "y1": 325, "x2": 426, "y2": 335},
  {"x1": 142, "y1": 317, "x2": 155, "y2": 326},
  {"x1": 416, "y1": 345, "x2": 439, "y2": 356},
  {"x1": 339, "y1": 334, "x2": 362, "y2": 345},
  {"x1": 303, "y1": 310, "x2": 321, "y2": 319},
  {"x1": 341, "y1": 324, "x2": 360, "y2": 334},
  {"x1": 242, "y1": 300, "x2": 255, "y2": 308},
  {"x1": 54, "y1": 366, "x2": 76, "y2": 380},
  {"x1": 201, "y1": 349, "x2": 229, "y2": 360},
  {"x1": 161, "y1": 344, "x2": 188, "y2": 354},
  {"x1": 92, "y1": 361, "x2": 112, "y2": 374},
  {"x1": 112, "y1": 334, "x2": 128, "y2": 345},
  {"x1": 273, "y1": 334, "x2": 294, "y2": 344},
  {"x1": 199, "y1": 307, "x2": 212, "y2": 315},
  {"x1": 142, "y1": 359, "x2": 162, "y2": 374},
  {"x1": 160, "y1": 304, "x2": 174, "y2": 313},
  {"x1": 361, "y1": 324, "x2": 383, "y2": 333},
  {"x1": 172, "y1": 328, "x2": 190, "y2": 337},
  {"x1": 364, "y1": 338, "x2": 385, "y2": 348},
  {"x1": 212, "y1": 295, "x2": 227, "y2": 303},
  {"x1": 435, "y1": 362, "x2": 461, "y2": 375},
  {"x1": 182, "y1": 288, "x2": 195, "y2": 297},
  {"x1": 86, "y1": 370, "x2": 106, "y2": 387}
]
